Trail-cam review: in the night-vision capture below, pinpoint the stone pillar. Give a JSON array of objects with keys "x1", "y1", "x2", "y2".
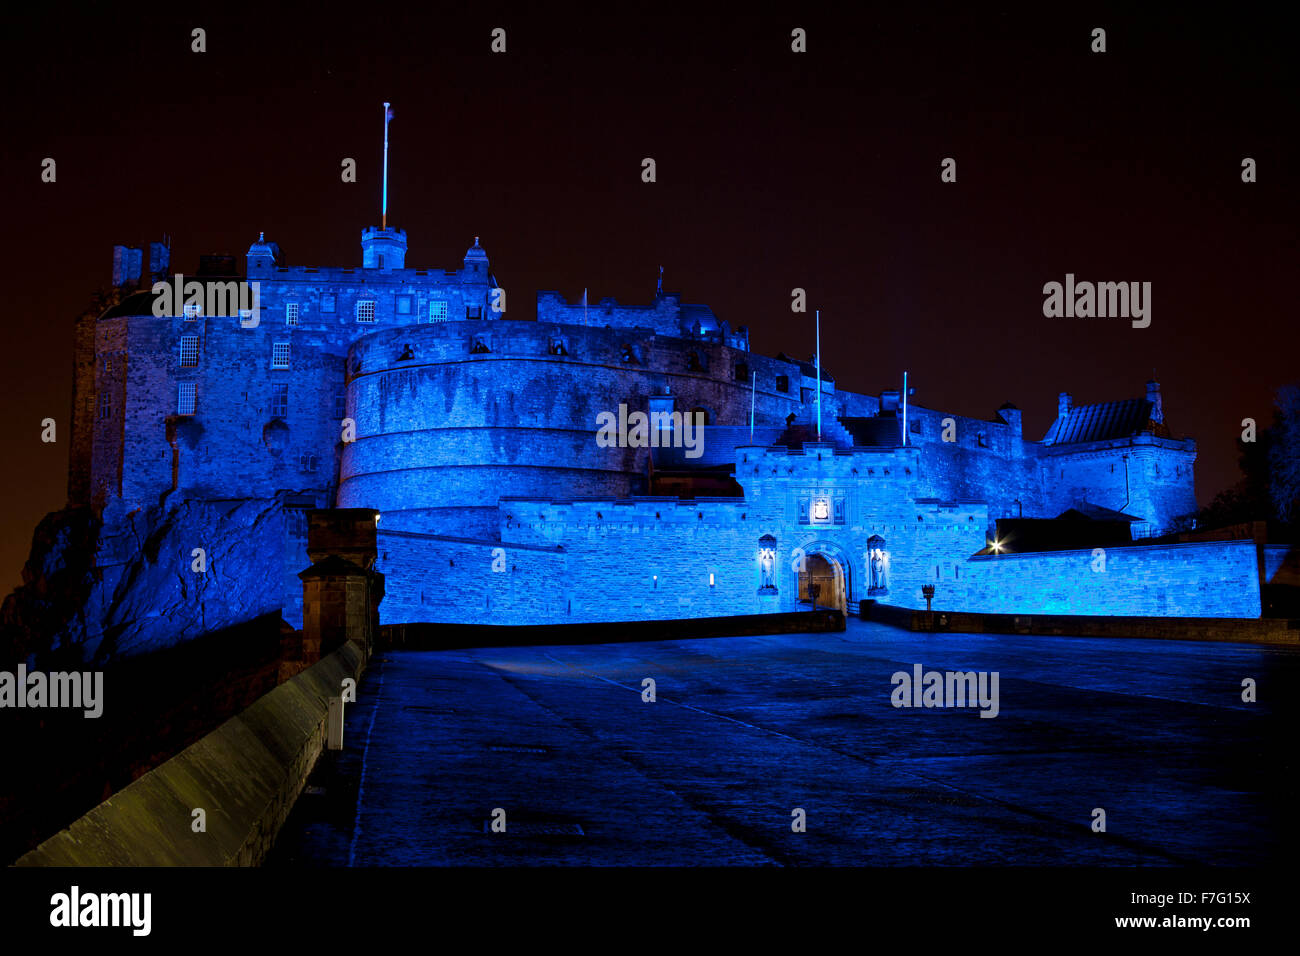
[
  {"x1": 298, "y1": 509, "x2": 385, "y2": 659},
  {"x1": 299, "y1": 557, "x2": 378, "y2": 657}
]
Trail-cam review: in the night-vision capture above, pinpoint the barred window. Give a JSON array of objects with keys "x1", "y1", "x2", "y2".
[
  {"x1": 98, "y1": 391, "x2": 111, "y2": 421},
  {"x1": 272, "y1": 341, "x2": 290, "y2": 369},
  {"x1": 178, "y1": 382, "x2": 196, "y2": 415},
  {"x1": 183, "y1": 301, "x2": 201, "y2": 319},
  {"x1": 356, "y1": 300, "x2": 376, "y2": 323},
  {"x1": 429, "y1": 300, "x2": 448, "y2": 322},
  {"x1": 179, "y1": 334, "x2": 199, "y2": 367},
  {"x1": 333, "y1": 388, "x2": 346, "y2": 419},
  {"x1": 271, "y1": 383, "x2": 289, "y2": 418},
  {"x1": 286, "y1": 302, "x2": 300, "y2": 326},
  {"x1": 322, "y1": 294, "x2": 336, "y2": 313}
]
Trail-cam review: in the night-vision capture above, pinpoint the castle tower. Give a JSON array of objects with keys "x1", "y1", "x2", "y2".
[
  {"x1": 462, "y1": 235, "x2": 488, "y2": 277},
  {"x1": 246, "y1": 232, "x2": 280, "y2": 275},
  {"x1": 362, "y1": 226, "x2": 407, "y2": 270}
]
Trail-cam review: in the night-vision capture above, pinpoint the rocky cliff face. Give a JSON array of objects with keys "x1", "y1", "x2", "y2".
[{"x1": 2, "y1": 496, "x2": 296, "y2": 666}]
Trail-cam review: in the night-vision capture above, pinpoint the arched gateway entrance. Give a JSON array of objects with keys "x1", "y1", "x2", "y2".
[{"x1": 798, "y1": 552, "x2": 849, "y2": 615}]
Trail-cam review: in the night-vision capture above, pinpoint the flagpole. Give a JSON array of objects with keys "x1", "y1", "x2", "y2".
[
  {"x1": 902, "y1": 370, "x2": 909, "y2": 446},
  {"x1": 381, "y1": 101, "x2": 391, "y2": 230},
  {"x1": 750, "y1": 370, "x2": 756, "y2": 441},
  {"x1": 815, "y1": 310, "x2": 822, "y2": 440}
]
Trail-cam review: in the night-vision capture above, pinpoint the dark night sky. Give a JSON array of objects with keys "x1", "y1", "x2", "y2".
[{"x1": 1, "y1": 4, "x2": 1295, "y2": 590}]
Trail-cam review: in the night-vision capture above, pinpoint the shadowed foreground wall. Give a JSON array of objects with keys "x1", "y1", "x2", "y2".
[{"x1": 16, "y1": 642, "x2": 364, "y2": 867}]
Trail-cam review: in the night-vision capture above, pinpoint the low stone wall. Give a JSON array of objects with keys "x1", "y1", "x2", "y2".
[
  {"x1": 16, "y1": 642, "x2": 365, "y2": 867},
  {"x1": 381, "y1": 608, "x2": 846, "y2": 650},
  {"x1": 863, "y1": 602, "x2": 1299, "y2": 646}
]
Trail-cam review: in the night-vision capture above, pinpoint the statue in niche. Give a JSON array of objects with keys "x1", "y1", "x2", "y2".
[
  {"x1": 868, "y1": 535, "x2": 888, "y2": 592},
  {"x1": 758, "y1": 535, "x2": 777, "y2": 591}
]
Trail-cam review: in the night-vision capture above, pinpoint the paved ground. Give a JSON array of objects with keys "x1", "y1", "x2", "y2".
[{"x1": 268, "y1": 621, "x2": 1298, "y2": 866}]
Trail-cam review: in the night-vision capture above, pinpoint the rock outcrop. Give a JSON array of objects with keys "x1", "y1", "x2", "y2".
[{"x1": 2, "y1": 496, "x2": 298, "y2": 665}]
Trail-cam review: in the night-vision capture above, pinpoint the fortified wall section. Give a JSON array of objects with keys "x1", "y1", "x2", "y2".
[
  {"x1": 959, "y1": 540, "x2": 1261, "y2": 618},
  {"x1": 375, "y1": 530, "x2": 568, "y2": 625},
  {"x1": 102, "y1": 311, "x2": 344, "y2": 510},
  {"x1": 735, "y1": 444, "x2": 990, "y2": 611},
  {"x1": 339, "y1": 322, "x2": 813, "y2": 538},
  {"x1": 1038, "y1": 438, "x2": 1198, "y2": 535}
]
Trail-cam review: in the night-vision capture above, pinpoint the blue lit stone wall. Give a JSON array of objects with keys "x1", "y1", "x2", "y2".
[
  {"x1": 338, "y1": 322, "x2": 809, "y2": 538},
  {"x1": 958, "y1": 539, "x2": 1261, "y2": 618}
]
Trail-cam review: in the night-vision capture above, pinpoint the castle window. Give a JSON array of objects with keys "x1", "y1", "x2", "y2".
[
  {"x1": 179, "y1": 334, "x2": 199, "y2": 368},
  {"x1": 177, "y1": 382, "x2": 196, "y2": 416},
  {"x1": 298, "y1": 453, "x2": 318, "y2": 473},
  {"x1": 271, "y1": 384, "x2": 289, "y2": 418},
  {"x1": 977, "y1": 431, "x2": 988, "y2": 447},
  {"x1": 429, "y1": 300, "x2": 448, "y2": 322},
  {"x1": 183, "y1": 301, "x2": 201, "y2": 320},
  {"x1": 272, "y1": 341, "x2": 291, "y2": 369},
  {"x1": 396, "y1": 295, "x2": 412, "y2": 315},
  {"x1": 322, "y1": 294, "x2": 336, "y2": 314},
  {"x1": 734, "y1": 362, "x2": 749, "y2": 382},
  {"x1": 466, "y1": 305, "x2": 483, "y2": 319},
  {"x1": 356, "y1": 300, "x2": 377, "y2": 323},
  {"x1": 776, "y1": 374, "x2": 789, "y2": 393},
  {"x1": 333, "y1": 388, "x2": 346, "y2": 419},
  {"x1": 98, "y1": 391, "x2": 111, "y2": 421},
  {"x1": 910, "y1": 419, "x2": 921, "y2": 434},
  {"x1": 286, "y1": 302, "x2": 300, "y2": 326},
  {"x1": 104, "y1": 355, "x2": 113, "y2": 373}
]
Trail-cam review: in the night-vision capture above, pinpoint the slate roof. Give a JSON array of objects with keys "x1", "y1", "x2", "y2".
[
  {"x1": 100, "y1": 290, "x2": 157, "y2": 319},
  {"x1": 1042, "y1": 398, "x2": 1154, "y2": 444},
  {"x1": 1058, "y1": 502, "x2": 1143, "y2": 522}
]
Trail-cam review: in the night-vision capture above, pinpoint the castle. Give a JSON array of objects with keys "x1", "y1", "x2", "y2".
[{"x1": 59, "y1": 219, "x2": 1266, "y2": 657}]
